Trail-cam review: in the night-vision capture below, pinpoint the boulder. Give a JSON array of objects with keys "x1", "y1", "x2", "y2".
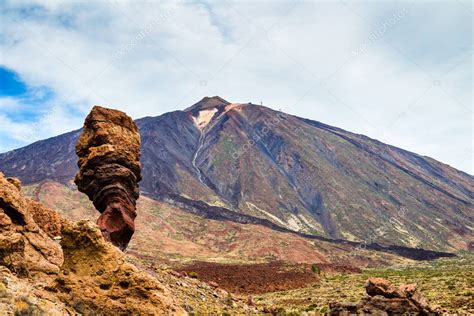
[
  {"x1": 74, "y1": 106, "x2": 141, "y2": 251},
  {"x1": 329, "y1": 278, "x2": 441, "y2": 315},
  {"x1": 366, "y1": 277, "x2": 404, "y2": 298},
  {"x1": 53, "y1": 220, "x2": 183, "y2": 314},
  {"x1": 0, "y1": 172, "x2": 63, "y2": 276}
]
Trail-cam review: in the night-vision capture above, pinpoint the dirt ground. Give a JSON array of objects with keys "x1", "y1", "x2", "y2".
[
  {"x1": 177, "y1": 261, "x2": 318, "y2": 294},
  {"x1": 176, "y1": 261, "x2": 360, "y2": 294}
]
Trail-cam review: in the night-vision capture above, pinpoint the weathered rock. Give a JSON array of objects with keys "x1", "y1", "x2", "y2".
[
  {"x1": 328, "y1": 301, "x2": 360, "y2": 314},
  {"x1": 399, "y1": 283, "x2": 417, "y2": 296},
  {"x1": 0, "y1": 172, "x2": 63, "y2": 276},
  {"x1": 359, "y1": 295, "x2": 419, "y2": 314},
  {"x1": 6, "y1": 177, "x2": 21, "y2": 190},
  {"x1": 54, "y1": 220, "x2": 183, "y2": 314},
  {"x1": 27, "y1": 200, "x2": 63, "y2": 238},
  {"x1": 366, "y1": 277, "x2": 404, "y2": 298},
  {"x1": 411, "y1": 289, "x2": 430, "y2": 310},
  {"x1": 74, "y1": 106, "x2": 141, "y2": 251},
  {"x1": 329, "y1": 278, "x2": 441, "y2": 315}
]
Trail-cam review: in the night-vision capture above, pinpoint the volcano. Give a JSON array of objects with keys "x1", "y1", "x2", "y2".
[{"x1": 0, "y1": 96, "x2": 472, "y2": 253}]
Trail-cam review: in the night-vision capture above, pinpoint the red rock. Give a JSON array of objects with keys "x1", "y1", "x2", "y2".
[
  {"x1": 169, "y1": 270, "x2": 181, "y2": 277},
  {"x1": 366, "y1": 277, "x2": 404, "y2": 298},
  {"x1": 411, "y1": 290, "x2": 429, "y2": 309},
  {"x1": 365, "y1": 296, "x2": 419, "y2": 313},
  {"x1": 247, "y1": 296, "x2": 255, "y2": 306},
  {"x1": 329, "y1": 278, "x2": 441, "y2": 315},
  {"x1": 399, "y1": 283, "x2": 417, "y2": 297},
  {"x1": 74, "y1": 106, "x2": 141, "y2": 251},
  {"x1": 27, "y1": 200, "x2": 62, "y2": 238}
]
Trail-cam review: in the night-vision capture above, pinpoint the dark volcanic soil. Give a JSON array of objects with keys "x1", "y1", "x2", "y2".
[{"x1": 177, "y1": 261, "x2": 323, "y2": 294}]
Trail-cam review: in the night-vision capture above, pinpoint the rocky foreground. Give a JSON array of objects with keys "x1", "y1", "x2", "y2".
[{"x1": 0, "y1": 172, "x2": 260, "y2": 314}]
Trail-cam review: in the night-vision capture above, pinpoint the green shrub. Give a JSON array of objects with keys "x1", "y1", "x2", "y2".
[
  {"x1": 188, "y1": 271, "x2": 198, "y2": 278},
  {"x1": 311, "y1": 264, "x2": 320, "y2": 274},
  {"x1": 305, "y1": 303, "x2": 318, "y2": 311}
]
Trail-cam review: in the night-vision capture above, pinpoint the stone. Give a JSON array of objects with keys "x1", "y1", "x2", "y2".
[
  {"x1": 329, "y1": 301, "x2": 359, "y2": 314},
  {"x1": 399, "y1": 283, "x2": 417, "y2": 297},
  {"x1": 6, "y1": 177, "x2": 21, "y2": 190},
  {"x1": 0, "y1": 172, "x2": 63, "y2": 276},
  {"x1": 328, "y1": 278, "x2": 441, "y2": 315},
  {"x1": 362, "y1": 295, "x2": 419, "y2": 314},
  {"x1": 55, "y1": 220, "x2": 183, "y2": 314},
  {"x1": 168, "y1": 270, "x2": 180, "y2": 277},
  {"x1": 27, "y1": 200, "x2": 62, "y2": 238},
  {"x1": 366, "y1": 277, "x2": 404, "y2": 298},
  {"x1": 411, "y1": 290, "x2": 429, "y2": 309},
  {"x1": 74, "y1": 106, "x2": 141, "y2": 251}
]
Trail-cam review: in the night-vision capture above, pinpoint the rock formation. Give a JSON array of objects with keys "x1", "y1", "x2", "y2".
[
  {"x1": 329, "y1": 277, "x2": 441, "y2": 315},
  {"x1": 74, "y1": 106, "x2": 141, "y2": 251},
  {"x1": 0, "y1": 171, "x2": 185, "y2": 313},
  {"x1": 27, "y1": 200, "x2": 63, "y2": 239},
  {"x1": 0, "y1": 168, "x2": 251, "y2": 313},
  {"x1": 53, "y1": 220, "x2": 181, "y2": 314},
  {"x1": 0, "y1": 172, "x2": 63, "y2": 276}
]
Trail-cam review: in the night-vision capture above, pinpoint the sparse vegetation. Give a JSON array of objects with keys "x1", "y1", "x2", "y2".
[
  {"x1": 254, "y1": 254, "x2": 474, "y2": 314},
  {"x1": 188, "y1": 271, "x2": 199, "y2": 279}
]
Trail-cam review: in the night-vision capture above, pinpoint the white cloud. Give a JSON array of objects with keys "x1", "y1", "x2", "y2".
[
  {"x1": 0, "y1": 97, "x2": 23, "y2": 110},
  {"x1": 0, "y1": 0, "x2": 472, "y2": 173}
]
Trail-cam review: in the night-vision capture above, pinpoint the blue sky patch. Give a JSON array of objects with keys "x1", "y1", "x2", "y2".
[
  {"x1": 0, "y1": 67, "x2": 28, "y2": 96},
  {"x1": 0, "y1": 66, "x2": 56, "y2": 123}
]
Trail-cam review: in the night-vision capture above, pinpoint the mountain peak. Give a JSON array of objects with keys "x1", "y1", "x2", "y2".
[{"x1": 184, "y1": 96, "x2": 230, "y2": 113}]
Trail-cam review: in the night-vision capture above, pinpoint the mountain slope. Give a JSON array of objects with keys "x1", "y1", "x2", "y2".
[
  {"x1": 23, "y1": 180, "x2": 415, "y2": 266},
  {"x1": 0, "y1": 96, "x2": 472, "y2": 251}
]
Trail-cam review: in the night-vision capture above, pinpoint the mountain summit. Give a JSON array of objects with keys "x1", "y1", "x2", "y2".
[
  {"x1": 184, "y1": 96, "x2": 231, "y2": 113},
  {"x1": 0, "y1": 97, "x2": 472, "y2": 252}
]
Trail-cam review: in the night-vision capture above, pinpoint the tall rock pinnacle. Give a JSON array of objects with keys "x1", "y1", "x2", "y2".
[{"x1": 74, "y1": 106, "x2": 141, "y2": 251}]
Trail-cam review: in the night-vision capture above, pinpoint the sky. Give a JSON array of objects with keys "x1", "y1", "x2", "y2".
[{"x1": 0, "y1": 0, "x2": 472, "y2": 174}]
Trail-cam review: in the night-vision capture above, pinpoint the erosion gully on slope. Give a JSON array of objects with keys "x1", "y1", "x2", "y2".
[
  {"x1": 190, "y1": 107, "x2": 235, "y2": 210},
  {"x1": 192, "y1": 127, "x2": 207, "y2": 186},
  {"x1": 190, "y1": 106, "x2": 220, "y2": 188}
]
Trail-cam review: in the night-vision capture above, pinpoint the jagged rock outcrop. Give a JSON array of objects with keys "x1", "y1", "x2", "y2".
[
  {"x1": 50, "y1": 220, "x2": 183, "y2": 314},
  {"x1": 0, "y1": 172, "x2": 249, "y2": 313},
  {"x1": 0, "y1": 170, "x2": 183, "y2": 313},
  {"x1": 0, "y1": 172, "x2": 63, "y2": 276},
  {"x1": 74, "y1": 106, "x2": 141, "y2": 251},
  {"x1": 329, "y1": 277, "x2": 441, "y2": 315},
  {"x1": 27, "y1": 200, "x2": 63, "y2": 239}
]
